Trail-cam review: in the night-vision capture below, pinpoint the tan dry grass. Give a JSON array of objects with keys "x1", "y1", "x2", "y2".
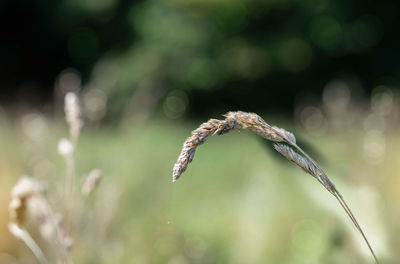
[
  {"x1": 8, "y1": 177, "x2": 71, "y2": 264},
  {"x1": 8, "y1": 92, "x2": 101, "y2": 264},
  {"x1": 173, "y1": 111, "x2": 379, "y2": 264}
]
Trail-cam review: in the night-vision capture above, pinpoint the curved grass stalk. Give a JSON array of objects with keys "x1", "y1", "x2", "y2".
[{"x1": 172, "y1": 111, "x2": 379, "y2": 264}]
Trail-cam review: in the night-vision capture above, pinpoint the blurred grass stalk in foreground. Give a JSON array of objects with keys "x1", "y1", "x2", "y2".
[{"x1": 7, "y1": 91, "x2": 103, "y2": 264}]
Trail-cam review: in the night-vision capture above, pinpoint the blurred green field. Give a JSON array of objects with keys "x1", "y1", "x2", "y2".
[{"x1": 0, "y1": 117, "x2": 398, "y2": 263}]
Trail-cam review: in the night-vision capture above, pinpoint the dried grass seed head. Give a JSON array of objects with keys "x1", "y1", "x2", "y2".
[
  {"x1": 173, "y1": 111, "x2": 295, "y2": 182},
  {"x1": 58, "y1": 138, "x2": 74, "y2": 157},
  {"x1": 172, "y1": 117, "x2": 240, "y2": 182},
  {"x1": 64, "y1": 92, "x2": 83, "y2": 140},
  {"x1": 82, "y1": 169, "x2": 102, "y2": 195},
  {"x1": 8, "y1": 177, "x2": 73, "y2": 252},
  {"x1": 9, "y1": 177, "x2": 47, "y2": 226},
  {"x1": 273, "y1": 143, "x2": 318, "y2": 178},
  {"x1": 172, "y1": 111, "x2": 379, "y2": 264}
]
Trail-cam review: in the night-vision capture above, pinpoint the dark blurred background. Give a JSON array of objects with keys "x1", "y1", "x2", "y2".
[{"x1": 2, "y1": 0, "x2": 400, "y2": 118}]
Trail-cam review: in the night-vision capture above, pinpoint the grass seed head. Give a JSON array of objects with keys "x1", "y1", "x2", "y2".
[
  {"x1": 172, "y1": 111, "x2": 379, "y2": 264},
  {"x1": 65, "y1": 92, "x2": 83, "y2": 141},
  {"x1": 82, "y1": 169, "x2": 102, "y2": 195}
]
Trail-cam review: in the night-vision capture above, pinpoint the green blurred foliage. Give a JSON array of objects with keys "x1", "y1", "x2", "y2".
[{"x1": 0, "y1": 118, "x2": 396, "y2": 263}]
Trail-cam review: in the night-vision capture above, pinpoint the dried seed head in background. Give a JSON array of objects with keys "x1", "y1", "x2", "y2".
[
  {"x1": 58, "y1": 138, "x2": 74, "y2": 158},
  {"x1": 64, "y1": 92, "x2": 83, "y2": 142},
  {"x1": 8, "y1": 177, "x2": 73, "y2": 257},
  {"x1": 82, "y1": 169, "x2": 102, "y2": 196},
  {"x1": 9, "y1": 177, "x2": 47, "y2": 226},
  {"x1": 172, "y1": 111, "x2": 379, "y2": 264}
]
